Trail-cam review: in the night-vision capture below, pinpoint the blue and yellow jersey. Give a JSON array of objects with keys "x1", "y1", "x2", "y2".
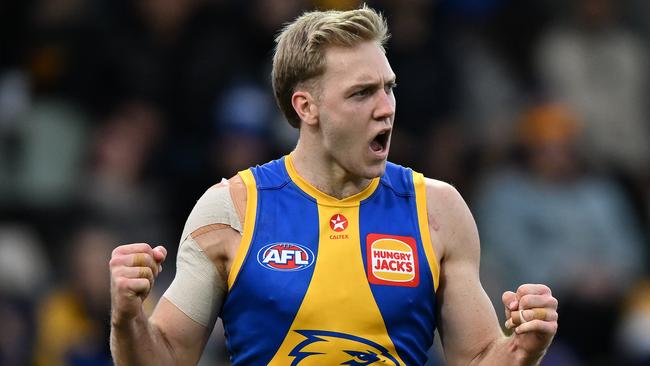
[{"x1": 221, "y1": 155, "x2": 440, "y2": 365}]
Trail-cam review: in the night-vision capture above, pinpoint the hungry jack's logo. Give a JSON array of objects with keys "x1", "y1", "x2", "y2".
[
  {"x1": 288, "y1": 330, "x2": 400, "y2": 365},
  {"x1": 367, "y1": 234, "x2": 419, "y2": 287}
]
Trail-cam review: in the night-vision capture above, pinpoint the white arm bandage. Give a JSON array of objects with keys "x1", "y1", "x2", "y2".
[{"x1": 162, "y1": 180, "x2": 241, "y2": 328}]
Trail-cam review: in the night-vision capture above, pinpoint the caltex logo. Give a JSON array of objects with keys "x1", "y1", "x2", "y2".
[{"x1": 329, "y1": 214, "x2": 348, "y2": 232}]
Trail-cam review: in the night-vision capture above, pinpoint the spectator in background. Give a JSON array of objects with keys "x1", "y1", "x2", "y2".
[
  {"x1": 536, "y1": 0, "x2": 649, "y2": 177},
  {"x1": 79, "y1": 100, "x2": 172, "y2": 251},
  {"x1": 0, "y1": 225, "x2": 51, "y2": 366},
  {"x1": 33, "y1": 225, "x2": 117, "y2": 366},
  {"x1": 474, "y1": 103, "x2": 646, "y2": 364},
  {"x1": 210, "y1": 82, "x2": 275, "y2": 179},
  {"x1": 442, "y1": 0, "x2": 529, "y2": 163},
  {"x1": 372, "y1": 0, "x2": 457, "y2": 165},
  {"x1": 626, "y1": 0, "x2": 650, "y2": 42},
  {"x1": 617, "y1": 280, "x2": 650, "y2": 365}
]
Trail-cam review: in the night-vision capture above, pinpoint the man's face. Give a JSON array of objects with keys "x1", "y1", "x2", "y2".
[{"x1": 314, "y1": 41, "x2": 396, "y2": 179}]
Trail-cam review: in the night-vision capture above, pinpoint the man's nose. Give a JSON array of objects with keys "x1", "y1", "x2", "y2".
[{"x1": 373, "y1": 89, "x2": 395, "y2": 122}]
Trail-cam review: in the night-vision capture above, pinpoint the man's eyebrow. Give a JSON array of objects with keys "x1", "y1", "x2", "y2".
[{"x1": 344, "y1": 75, "x2": 397, "y2": 93}]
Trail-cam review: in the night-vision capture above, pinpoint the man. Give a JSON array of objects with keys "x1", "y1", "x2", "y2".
[{"x1": 110, "y1": 6, "x2": 558, "y2": 365}]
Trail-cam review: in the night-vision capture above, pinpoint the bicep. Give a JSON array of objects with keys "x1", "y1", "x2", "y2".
[
  {"x1": 426, "y1": 181, "x2": 503, "y2": 365},
  {"x1": 437, "y1": 251, "x2": 502, "y2": 365}
]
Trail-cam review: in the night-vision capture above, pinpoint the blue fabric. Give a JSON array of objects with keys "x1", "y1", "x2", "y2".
[
  {"x1": 360, "y1": 163, "x2": 437, "y2": 365},
  {"x1": 221, "y1": 157, "x2": 437, "y2": 365}
]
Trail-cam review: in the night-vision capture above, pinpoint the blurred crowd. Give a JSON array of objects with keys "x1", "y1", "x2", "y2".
[{"x1": 0, "y1": 0, "x2": 648, "y2": 365}]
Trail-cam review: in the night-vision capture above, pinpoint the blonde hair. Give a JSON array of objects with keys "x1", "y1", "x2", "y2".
[{"x1": 272, "y1": 5, "x2": 389, "y2": 128}]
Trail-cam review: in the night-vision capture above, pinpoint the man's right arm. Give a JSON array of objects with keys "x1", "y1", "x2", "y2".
[
  {"x1": 110, "y1": 178, "x2": 244, "y2": 365},
  {"x1": 109, "y1": 243, "x2": 213, "y2": 365}
]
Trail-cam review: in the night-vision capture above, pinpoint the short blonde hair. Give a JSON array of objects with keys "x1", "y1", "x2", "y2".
[{"x1": 272, "y1": 5, "x2": 389, "y2": 128}]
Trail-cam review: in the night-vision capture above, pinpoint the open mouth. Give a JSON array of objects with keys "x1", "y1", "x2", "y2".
[{"x1": 370, "y1": 130, "x2": 390, "y2": 153}]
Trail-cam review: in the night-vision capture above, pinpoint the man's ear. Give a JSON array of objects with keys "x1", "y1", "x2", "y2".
[{"x1": 291, "y1": 91, "x2": 319, "y2": 127}]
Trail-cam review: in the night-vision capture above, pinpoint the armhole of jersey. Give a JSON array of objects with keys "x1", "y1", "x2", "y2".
[
  {"x1": 413, "y1": 172, "x2": 440, "y2": 292},
  {"x1": 227, "y1": 169, "x2": 258, "y2": 290}
]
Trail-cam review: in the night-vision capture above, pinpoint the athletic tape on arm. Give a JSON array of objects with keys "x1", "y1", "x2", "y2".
[{"x1": 163, "y1": 179, "x2": 242, "y2": 327}]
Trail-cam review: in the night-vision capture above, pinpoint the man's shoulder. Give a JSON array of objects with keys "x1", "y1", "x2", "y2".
[
  {"x1": 180, "y1": 175, "x2": 246, "y2": 242},
  {"x1": 423, "y1": 177, "x2": 461, "y2": 203},
  {"x1": 423, "y1": 177, "x2": 473, "y2": 235},
  {"x1": 200, "y1": 174, "x2": 246, "y2": 222}
]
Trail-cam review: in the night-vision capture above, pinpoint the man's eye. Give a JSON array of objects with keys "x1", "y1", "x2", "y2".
[
  {"x1": 385, "y1": 83, "x2": 397, "y2": 93},
  {"x1": 353, "y1": 88, "x2": 372, "y2": 97}
]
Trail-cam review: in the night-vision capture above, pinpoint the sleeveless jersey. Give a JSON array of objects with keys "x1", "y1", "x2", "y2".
[{"x1": 221, "y1": 156, "x2": 440, "y2": 365}]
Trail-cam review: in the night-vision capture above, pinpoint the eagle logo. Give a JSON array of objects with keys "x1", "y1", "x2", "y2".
[{"x1": 288, "y1": 330, "x2": 400, "y2": 365}]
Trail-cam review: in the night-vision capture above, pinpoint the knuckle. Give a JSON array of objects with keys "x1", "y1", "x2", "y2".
[
  {"x1": 149, "y1": 261, "x2": 159, "y2": 274},
  {"x1": 542, "y1": 284, "x2": 552, "y2": 295},
  {"x1": 110, "y1": 266, "x2": 122, "y2": 278},
  {"x1": 519, "y1": 296, "x2": 530, "y2": 308},
  {"x1": 141, "y1": 279, "x2": 152, "y2": 291},
  {"x1": 516, "y1": 285, "x2": 525, "y2": 294},
  {"x1": 140, "y1": 252, "x2": 152, "y2": 263},
  {"x1": 109, "y1": 257, "x2": 121, "y2": 268},
  {"x1": 115, "y1": 277, "x2": 128, "y2": 290},
  {"x1": 111, "y1": 247, "x2": 121, "y2": 257},
  {"x1": 524, "y1": 320, "x2": 542, "y2": 331},
  {"x1": 517, "y1": 284, "x2": 528, "y2": 293}
]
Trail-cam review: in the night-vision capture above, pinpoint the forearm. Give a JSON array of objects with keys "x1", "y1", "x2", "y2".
[
  {"x1": 470, "y1": 335, "x2": 546, "y2": 366},
  {"x1": 110, "y1": 309, "x2": 177, "y2": 366}
]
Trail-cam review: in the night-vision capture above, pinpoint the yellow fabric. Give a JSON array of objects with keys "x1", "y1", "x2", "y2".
[
  {"x1": 285, "y1": 154, "x2": 380, "y2": 207},
  {"x1": 228, "y1": 169, "x2": 258, "y2": 289},
  {"x1": 413, "y1": 172, "x2": 440, "y2": 291},
  {"x1": 268, "y1": 203, "x2": 406, "y2": 365},
  {"x1": 33, "y1": 290, "x2": 96, "y2": 366},
  {"x1": 267, "y1": 156, "x2": 405, "y2": 364}
]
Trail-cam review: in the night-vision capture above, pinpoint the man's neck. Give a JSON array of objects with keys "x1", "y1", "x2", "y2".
[{"x1": 290, "y1": 143, "x2": 373, "y2": 200}]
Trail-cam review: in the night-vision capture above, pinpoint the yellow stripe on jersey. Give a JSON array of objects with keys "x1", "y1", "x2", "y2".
[
  {"x1": 413, "y1": 172, "x2": 440, "y2": 291},
  {"x1": 228, "y1": 169, "x2": 258, "y2": 290},
  {"x1": 268, "y1": 203, "x2": 406, "y2": 365}
]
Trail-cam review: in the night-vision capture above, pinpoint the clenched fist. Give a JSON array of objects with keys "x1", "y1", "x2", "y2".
[
  {"x1": 110, "y1": 243, "x2": 167, "y2": 326},
  {"x1": 502, "y1": 284, "x2": 558, "y2": 359}
]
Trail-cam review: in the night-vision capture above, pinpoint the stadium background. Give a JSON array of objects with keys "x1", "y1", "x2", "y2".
[{"x1": 0, "y1": 0, "x2": 648, "y2": 365}]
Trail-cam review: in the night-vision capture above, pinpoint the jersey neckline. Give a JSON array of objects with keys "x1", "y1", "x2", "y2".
[{"x1": 284, "y1": 154, "x2": 380, "y2": 206}]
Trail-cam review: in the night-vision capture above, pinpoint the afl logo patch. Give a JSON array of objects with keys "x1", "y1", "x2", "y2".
[
  {"x1": 367, "y1": 234, "x2": 419, "y2": 287},
  {"x1": 257, "y1": 243, "x2": 315, "y2": 271}
]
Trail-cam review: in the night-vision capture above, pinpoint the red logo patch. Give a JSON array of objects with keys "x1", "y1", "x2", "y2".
[
  {"x1": 367, "y1": 234, "x2": 419, "y2": 287},
  {"x1": 329, "y1": 214, "x2": 348, "y2": 232}
]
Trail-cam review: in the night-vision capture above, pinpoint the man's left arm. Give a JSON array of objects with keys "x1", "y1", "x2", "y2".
[{"x1": 425, "y1": 179, "x2": 558, "y2": 365}]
